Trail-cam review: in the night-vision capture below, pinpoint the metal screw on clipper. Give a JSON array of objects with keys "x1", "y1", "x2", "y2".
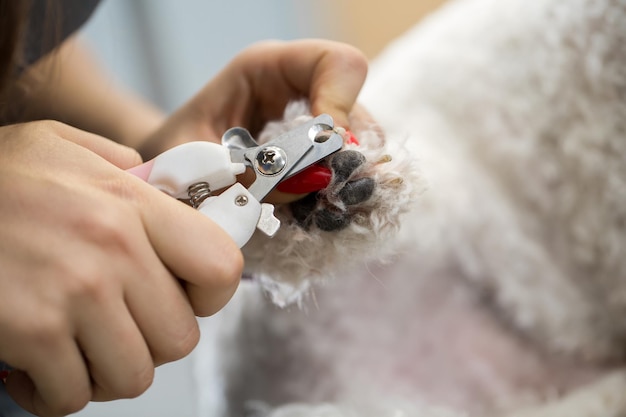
[{"x1": 255, "y1": 146, "x2": 287, "y2": 176}]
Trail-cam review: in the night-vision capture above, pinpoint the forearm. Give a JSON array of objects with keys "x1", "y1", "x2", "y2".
[{"x1": 8, "y1": 35, "x2": 165, "y2": 149}]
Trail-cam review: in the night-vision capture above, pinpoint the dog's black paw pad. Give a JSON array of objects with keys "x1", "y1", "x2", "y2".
[
  {"x1": 338, "y1": 177, "x2": 375, "y2": 206},
  {"x1": 330, "y1": 150, "x2": 366, "y2": 183},
  {"x1": 314, "y1": 208, "x2": 351, "y2": 231},
  {"x1": 291, "y1": 193, "x2": 317, "y2": 228},
  {"x1": 289, "y1": 149, "x2": 376, "y2": 232}
]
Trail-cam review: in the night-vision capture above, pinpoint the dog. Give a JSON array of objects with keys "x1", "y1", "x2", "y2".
[{"x1": 195, "y1": 0, "x2": 626, "y2": 415}]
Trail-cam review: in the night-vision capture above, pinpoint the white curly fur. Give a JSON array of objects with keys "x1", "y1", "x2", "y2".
[
  {"x1": 196, "y1": 0, "x2": 626, "y2": 416},
  {"x1": 242, "y1": 101, "x2": 423, "y2": 306},
  {"x1": 361, "y1": 0, "x2": 626, "y2": 363},
  {"x1": 247, "y1": 402, "x2": 464, "y2": 417}
]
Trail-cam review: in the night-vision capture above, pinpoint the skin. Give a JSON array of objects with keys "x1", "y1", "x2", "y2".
[
  {"x1": 139, "y1": 39, "x2": 370, "y2": 204},
  {"x1": 0, "y1": 121, "x2": 243, "y2": 415},
  {"x1": 0, "y1": 33, "x2": 368, "y2": 417}
]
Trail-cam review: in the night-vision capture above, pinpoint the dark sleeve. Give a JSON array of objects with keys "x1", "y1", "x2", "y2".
[{"x1": 21, "y1": 0, "x2": 101, "y2": 70}]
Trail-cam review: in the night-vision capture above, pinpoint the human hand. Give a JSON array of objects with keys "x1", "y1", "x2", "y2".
[
  {"x1": 138, "y1": 39, "x2": 368, "y2": 160},
  {"x1": 0, "y1": 121, "x2": 242, "y2": 416},
  {"x1": 137, "y1": 39, "x2": 369, "y2": 207}
]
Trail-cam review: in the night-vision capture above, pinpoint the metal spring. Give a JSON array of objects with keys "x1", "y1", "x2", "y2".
[{"x1": 187, "y1": 182, "x2": 211, "y2": 208}]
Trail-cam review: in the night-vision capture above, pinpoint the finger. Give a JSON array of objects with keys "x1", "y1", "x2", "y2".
[
  {"x1": 125, "y1": 273, "x2": 200, "y2": 367},
  {"x1": 348, "y1": 103, "x2": 383, "y2": 137},
  {"x1": 119, "y1": 232, "x2": 202, "y2": 366},
  {"x1": 75, "y1": 295, "x2": 154, "y2": 401},
  {"x1": 225, "y1": 40, "x2": 367, "y2": 132},
  {"x1": 68, "y1": 198, "x2": 202, "y2": 367},
  {"x1": 274, "y1": 40, "x2": 368, "y2": 129},
  {"x1": 134, "y1": 178, "x2": 244, "y2": 317},
  {"x1": 6, "y1": 334, "x2": 91, "y2": 416},
  {"x1": 48, "y1": 121, "x2": 143, "y2": 169}
]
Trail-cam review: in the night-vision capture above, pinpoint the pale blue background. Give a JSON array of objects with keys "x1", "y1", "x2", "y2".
[{"x1": 79, "y1": 0, "x2": 335, "y2": 112}]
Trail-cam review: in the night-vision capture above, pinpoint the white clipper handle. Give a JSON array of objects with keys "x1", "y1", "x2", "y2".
[
  {"x1": 129, "y1": 141, "x2": 280, "y2": 248},
  {"x1": 145, "y1": 141, "x2": 246, "y2": 199},
  {"x1": 197, "y1": 183, "x2": 260, "y2": 248}
]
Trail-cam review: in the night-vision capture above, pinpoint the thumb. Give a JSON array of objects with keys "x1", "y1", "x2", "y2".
[
  {"x1": 306, "y1": 43, "x2": 368, "y2": 129},
  {"x1": 53, "y1": 122, "x2": 143, "y2": 169}
]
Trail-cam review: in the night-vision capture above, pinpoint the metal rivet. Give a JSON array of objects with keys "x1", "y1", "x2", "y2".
[{"x1": 235, "y1": 195, "x2": 248, "y2": 206}]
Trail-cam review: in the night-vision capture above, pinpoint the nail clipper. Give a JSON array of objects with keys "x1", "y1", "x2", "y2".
[{"x1": 128, "y1": 114, "x2": 344, "y2": 247}]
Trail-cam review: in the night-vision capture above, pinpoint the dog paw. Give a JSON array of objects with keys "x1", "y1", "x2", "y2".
[
  {"x1": 241, "y1": 100, "x2": 423, "y2": 304},
  {"x1": 291, "y1": 150, "x2": 376, "y2": 231}
]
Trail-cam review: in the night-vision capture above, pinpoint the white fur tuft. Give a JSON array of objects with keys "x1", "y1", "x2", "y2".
[{"x1": 242, "y1": 101, "x2": 423, "y2": 305}]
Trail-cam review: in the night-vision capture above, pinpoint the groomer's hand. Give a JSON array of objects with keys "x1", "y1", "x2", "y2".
[
  {"x1": 139, "y1": 39, "x2": 369, "y2": 160},
  {"x1": 0, "y1": 121, "x2": 242, "y2": 416}
]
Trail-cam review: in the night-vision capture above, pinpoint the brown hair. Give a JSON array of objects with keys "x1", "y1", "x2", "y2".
[
  {"x1": 0, "y1": 1, "x2": 28, "y2": 101},
  {"x1": 0, "y1": 0, "x2": 64, "y2": 123}
]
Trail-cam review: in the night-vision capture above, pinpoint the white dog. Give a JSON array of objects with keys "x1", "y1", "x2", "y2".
[{"x1": 197, "y1": 0, "x2": 626, "y2": 415}]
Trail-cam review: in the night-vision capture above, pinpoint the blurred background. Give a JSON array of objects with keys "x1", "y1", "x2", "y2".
[
  {"x1": 72, "y1": 1, "x2": 447, "y2": 416},
  {"x1": 79, "y1": 0, "x2": 448, "y2": 112}
]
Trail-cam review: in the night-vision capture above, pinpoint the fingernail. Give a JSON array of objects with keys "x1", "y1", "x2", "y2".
[
  {"x1": 346, "y1": 130, "x2": 360, "y2": 146},
  {"x1": 126, "y1": 159, "x2": 154, "y2": 181},
  {"x1": 277, "y1": 164, "x2": 332, "y2": 194}
]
